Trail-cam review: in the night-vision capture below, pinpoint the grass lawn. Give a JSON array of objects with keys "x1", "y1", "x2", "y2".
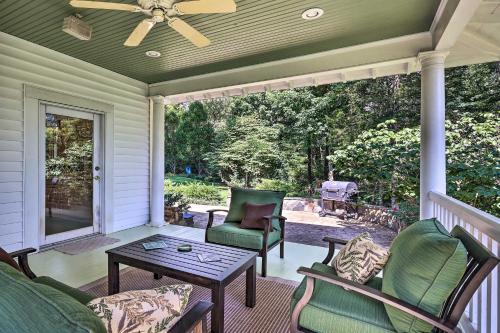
[{"x1": 166, "y1": 175, "x2": 229, "y2": 203}]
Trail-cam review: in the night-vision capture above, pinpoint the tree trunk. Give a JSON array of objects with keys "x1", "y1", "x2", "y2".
[
  {"x1": 197, "y1": 161, "x2": 203, "y2": 176},
  {"x1": 307, "y1": 141, "x2": 313, "y2": 185},
  {"x1": 377, "y1": 183, "x2": 384, "y2": 206},
  {"x1": 390, "y1": 171, "x2": 398, "y2": 209},
  {"x1": 323, "y1": 145, "x2": 330, "y2": 180},
  {"x1": 244, "y1": 173, "x2": 250, "y2": 188}
]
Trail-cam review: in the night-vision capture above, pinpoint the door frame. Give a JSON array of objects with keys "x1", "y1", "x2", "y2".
[
  {"x1": 23, "y1": 85, "x2": 115, "y2": 249},
  {"x1": 38, "y1": 103, "x2": 103, "y2": 245}
]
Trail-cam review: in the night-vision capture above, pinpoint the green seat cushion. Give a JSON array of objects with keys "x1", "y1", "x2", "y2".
[
  {"x1": 33, "y1": 276, "x2": 95, "y2": 305},
  {"x1": 226, "y1": 187, "x2": 286, "y2": 230},
  {"x1": 207, "y1": 222, "x2": 281, "y2": 250},
  {"x1": 292, "y1": 262, "x2": 395, "y2": 333},
  {"x1": 382, "y1": 218, "x2": 467, "y2": 333},
  {"x1": 0, "y1": 262, "x2": 106, "y2": 333}
]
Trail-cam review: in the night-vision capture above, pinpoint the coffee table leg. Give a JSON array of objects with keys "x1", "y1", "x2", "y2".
[
  {"x1": 211, "y1": 284, "x2": 224, "y2": 333},
  {"x1": 246, "y1": 259, "x2": 256, "y2": 307},
  {"x1": 108, "y1": 258, "x2": 119, "y2": 295}
]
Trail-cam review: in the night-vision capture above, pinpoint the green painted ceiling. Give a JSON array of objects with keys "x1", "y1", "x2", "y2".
[{"x1": 0, "y1": 0, "x2": 440, "y2": 83}]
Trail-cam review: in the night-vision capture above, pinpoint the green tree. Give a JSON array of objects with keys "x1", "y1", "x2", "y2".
[
  {"x1": 209, "y1": 115, "x2": 280, "y2": 187},
  {"x1": 176, "y1": 101, "x2": 215, "y2": 175},
  {"x1": 164, "y1": 105, "x2": 183, "y2": 173}
]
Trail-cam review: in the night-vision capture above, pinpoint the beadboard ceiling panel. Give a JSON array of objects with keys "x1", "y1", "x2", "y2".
[{"x1": 0, "y1": 0, "x2": 440, "y2": 83}]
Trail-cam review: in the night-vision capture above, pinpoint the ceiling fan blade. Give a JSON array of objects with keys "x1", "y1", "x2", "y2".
[
  {"x1": 124, "y1": 19, "x2": 155, "y2": 47},
  {"x1": 168, "y1": 18, "x2": 211, "y2": 48},
  {"x1": 69, "y1": 1, "x2": 140, "y2": 12},
  {"x1": 173, "y1": 0, "x2": 236, "y2": 14}
]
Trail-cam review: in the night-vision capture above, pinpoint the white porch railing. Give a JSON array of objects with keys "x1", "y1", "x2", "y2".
[{"x1": 429, "y1": 191, "x2": 500, "y2": 333}]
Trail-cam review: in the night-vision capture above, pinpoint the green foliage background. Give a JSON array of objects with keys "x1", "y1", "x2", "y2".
[{"x1": 165, "y1": 63, "x2": 499, "y2": 216}]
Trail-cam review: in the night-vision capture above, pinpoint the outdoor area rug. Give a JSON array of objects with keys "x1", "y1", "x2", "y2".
[
  {"x1": 53, "y1": 235, "x2": 120, "y2": 255},
  {"x1": 80, "y1": 267, "x2": 299, "y2": 333}
]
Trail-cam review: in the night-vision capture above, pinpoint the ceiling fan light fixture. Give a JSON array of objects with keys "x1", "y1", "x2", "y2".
[
  {"x1": 302, "y1": 8, "x2": 324, "y2": 20},
  {"x1": 145, "y1": 50, "x2": 161, "y2": 58}
]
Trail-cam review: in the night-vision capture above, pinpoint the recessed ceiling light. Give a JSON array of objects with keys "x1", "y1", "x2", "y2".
[
  {"x1": 145, "y1": 50, "x2": 161, "y2": 58},
  {"x1": 302, "y1": 8, "x2": 324, "y2": 20}
]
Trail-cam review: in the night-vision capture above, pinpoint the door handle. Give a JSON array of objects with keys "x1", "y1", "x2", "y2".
[{"x1": 94, "y1": 175, "x2": 101, "y2": 181}]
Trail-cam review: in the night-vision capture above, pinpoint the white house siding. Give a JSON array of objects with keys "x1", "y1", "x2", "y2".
[{"x1": 0, "y1": 32, "x2": 150, "y2": 251}]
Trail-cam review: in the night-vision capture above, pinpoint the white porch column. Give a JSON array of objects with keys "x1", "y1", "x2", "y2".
[
  {"x1": 150, "y1": 95, "x2": 165, "y2": 227},
  {"x1": 418, "y1": 51, "x2": 448, "y2": 219}
]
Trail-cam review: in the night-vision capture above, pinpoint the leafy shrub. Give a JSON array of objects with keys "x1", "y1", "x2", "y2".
[
  {"x1": 164, "y1": 192, "x2": 190, "y2": 212},
  {"x1": 390, "y1": 200, "x2": 419, "y2": 229},
  {"x1": 165, "y1": 179, "x2": 224, "y2": 204},
  {"x1": 255, "y1": 178, "x2": 304, "y2": 197}
]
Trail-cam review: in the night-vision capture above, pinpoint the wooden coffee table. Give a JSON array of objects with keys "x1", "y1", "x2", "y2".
[{"x1": 106, "y1": 234, "x2": 257, "y2": 333}]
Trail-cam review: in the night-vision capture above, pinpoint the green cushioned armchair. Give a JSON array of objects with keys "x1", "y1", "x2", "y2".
[
  {"x1": 205, "y1": 187, "x2": 287, "y2": 277},
  {"x1": 1, "y1": 248, "x2": 213, "y2": 333},
  {"x1": 290, "y1": 220, "x2": 499, "y2": 333}
]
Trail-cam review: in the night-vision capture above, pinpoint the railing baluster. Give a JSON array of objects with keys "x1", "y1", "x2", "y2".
[
  {"x1": 462, "y1": 218, "x2": 471, "y2": 321},
  {"x1": 439, "y1": 207, "x2": 445, "y2": 226},
  {"x1": 494, "y1": 240, "x2": 499, "y2": 333},
  {"x1": 444, "y1": 208, "x2": 448, "y2": 230},
  {"x1": 477, "y1": 231, "x2": 484, "y2": 333},
  {"x1": 446, "y1": 211, "x2": 454, "y2": 231},
  {"x1": 484, "y1": 235, "x2": 492, "y2": 333},
  {"x1": 444, "y1": 207, "x2": 448, "y2": 229},
  {"x1": 469, "y1": 226, "x2": 477, "y2": 330}
]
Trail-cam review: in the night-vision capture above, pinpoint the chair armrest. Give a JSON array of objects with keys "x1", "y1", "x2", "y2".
[
  {"x1": 295, "y1": 267, "x2": 458, "y2": 333},
  {"x1": 9, "y1": 248, "x2": 37, "y2": 279},
  {"x1": 322, "y1": 236, "x2": 348, "y2": 245},
  {"x1": 206, "y1": 209, "x2": 229, "y2": 232},
  {"x1": 206, "y1": 209, "x2": 229, "y2": 214},
  {"x1": 321, "y1": 237, "x2": 348, "y2": 264},
  {"x1": 9, "y1": 247, "x2": 37, "y2": 258},
  {"x1": 168, "y1": 301, "x2": 213, "y2": 333},
  {"x1": 263, "y1": 215, "x2": 287, "y2": 221},
  {"x1": 263, "y1": 215, "x2": 287, "y2": 234}
]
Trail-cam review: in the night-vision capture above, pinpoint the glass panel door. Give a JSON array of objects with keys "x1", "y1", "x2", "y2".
[{"x1": 41, "y1": 105, "x2": 101, "y2": 244}]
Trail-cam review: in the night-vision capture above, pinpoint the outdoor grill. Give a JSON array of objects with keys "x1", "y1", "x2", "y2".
[{"x1": 317, "y1": 181, "x2": 359, "y2": 219}]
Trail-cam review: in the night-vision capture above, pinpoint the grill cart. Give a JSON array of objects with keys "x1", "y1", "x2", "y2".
[{"x1": 317, "y1": 181, "x2": 359, "y2": 219}]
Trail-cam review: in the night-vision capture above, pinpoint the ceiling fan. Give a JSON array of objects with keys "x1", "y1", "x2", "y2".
[{"x1": 69, "y1": 0, "x2": 237, "y2": 47}]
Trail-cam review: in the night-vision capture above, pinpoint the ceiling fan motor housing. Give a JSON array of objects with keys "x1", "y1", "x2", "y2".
[
  {"x1": 138, "y1": 0, "x2": 176, "y2": 11},
  {"x1": 152, "y1": 8, "x2": 166, "y2": 22}
]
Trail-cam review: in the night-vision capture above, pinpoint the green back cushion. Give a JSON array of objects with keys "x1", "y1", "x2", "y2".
[
  {"x1": 0, "y1": 262, "x2": 106, "y2": 333},
  {"x1": 226, "y1": 188, "x2": 285, "y2": 228},
  {"x1": 382, "y1": 219, "x2": 467, "y2": 332}
]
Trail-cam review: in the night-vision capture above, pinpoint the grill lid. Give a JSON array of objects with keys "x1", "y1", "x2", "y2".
[{"x1": 320, "y1": 181, "x2": 358, "y2": 201}]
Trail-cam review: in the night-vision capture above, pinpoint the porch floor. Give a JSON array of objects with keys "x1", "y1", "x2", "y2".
[{"x1": 28, "y1": 224, "x2": 328, "y2": 288}]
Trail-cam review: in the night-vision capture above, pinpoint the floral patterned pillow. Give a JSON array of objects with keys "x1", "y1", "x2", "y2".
[
  {"x1": 331, "y1": 232, "x2": 390, "y2": 285},
  {"x1": 87, "y1": 284, "x2": 192, "y2": 333}
]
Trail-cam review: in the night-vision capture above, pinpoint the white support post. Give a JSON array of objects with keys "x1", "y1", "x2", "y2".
[
  {"x1": 150, "y1": 95, "x2": 165, "y2": 227},
  {"x1": 418, "y1": 51, "x2": 448, "y2": 219}
]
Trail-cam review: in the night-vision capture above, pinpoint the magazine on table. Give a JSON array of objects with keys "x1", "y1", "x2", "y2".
[
  {"x1": 142, "y1": 241, "x2": 167, "y2": 250},
  {"x1": 197, "y1": 253, "x2": 221, "y2": 263}
]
